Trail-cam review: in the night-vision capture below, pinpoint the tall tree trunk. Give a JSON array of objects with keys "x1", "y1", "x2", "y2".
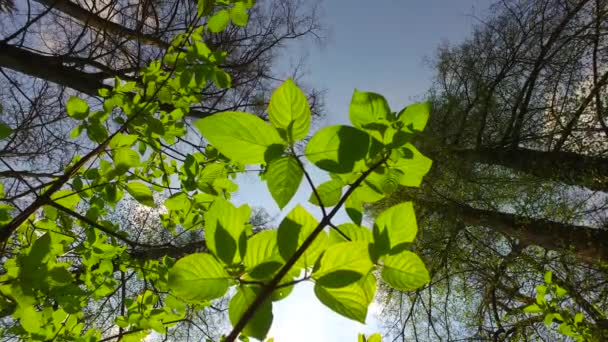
[
  {"x1": 453, "y1": 147, "x2": 608, "y2": 192},
  {"x1": 417, "y1": 199, "x2": 608, "y2": 264}
]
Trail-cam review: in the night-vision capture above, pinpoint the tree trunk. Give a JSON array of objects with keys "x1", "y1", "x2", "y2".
[
  {"x1": 453, "y1": 147, "x2": 608, "y2": 192},
  {"x1": 418, "y1": 199, "x2": 608, "y2": 264}
]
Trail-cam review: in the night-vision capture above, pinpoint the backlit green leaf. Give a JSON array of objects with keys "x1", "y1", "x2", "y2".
[
  {"x1": 204, "y1": 198, "x2": 249, "y2": 265},
  {"x1": 109, "y1": 134, "x2": 138, "y2": 148},
  {"x1": 313, "y1": 242, "x2": 373, "y2": 288},
  {"x1": 67, "y1": 97, "x2": 89, "y2": 120},
  {"x1": 381, "y1": 251, "x2": 429, "y2": 291},
  {"x1": 125, "y1": 182, "x2": 155, "y2": 207},
  {"x1": 373, "y1": 202, "x2": 417, "y2": 256},
  {"x1": 229, "y1": 286, "x2": 273, "y2": 340},
  {"x1": 388, "y1": 144, "x2": 432, "y2": 187},
  {"x1": 112, "y1": 147, "x2": 140, "y2": 173},
  {"x1": 349, "y1": 90, "x2": 391, "y2": 131},
  {"x1": 345, "y1": 191, "x2": 363, "y2": 225},
  {"x1": 266, "y1": 156, "x2": 302, "y2": 209},
  {"x1": 268, "y1": 79, "x2": 311, "y2": 142},
  {"x1": 195, "y1": 112, "x2": 283, "y2": 164},
  {"x1": 230, "y1": 2, "x2": 249, "y2": 26},
  {"x1": 244, "y1": 230, "x2": 283, "y2": 279},
  {"x1": 52, "y1": 189, "x2": 81, "y2": 208},
  {"x1": 523, "y1": 304, "x2": 543, "y2": 313},
  {"x1": 328, "y1": 223, "x2": 373, "y2": 244},
  {"x1": 208, "y1": 9, "x2": 230, "y2": 32},
  {"x1": 277, "y1": 205, "x2": 327, "y2": 268},
  {"x1": 314, "y1": 272, "x2": 376, "y2": 323},
  {"x1": 397, "y1": 102, "x2": 430, "y2": 132},
  {"x1": 305, "y1": 125, "x2": 370, "y2": 174},
  {"x1": 309, "y1": 178, "x2": 343, "y2": 207},
  {"x1": 168, "y1": 253, "x2": 230, "y2": 302}
]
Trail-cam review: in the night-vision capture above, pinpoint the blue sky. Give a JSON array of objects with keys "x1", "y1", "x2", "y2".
[{"x1": 233, "y1": 1, "x2": 494, "y2": 340}]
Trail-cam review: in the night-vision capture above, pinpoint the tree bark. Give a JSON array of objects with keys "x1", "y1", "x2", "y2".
[
  {"x1": 453, "y1": 147, "x2": 608, "y2": 192},
  {"x1": 33, "y1": 0, "x2": 171, "y2": 49},
  {"x1": 420, "y1": 199, "x2": 608, "y2": 264}
]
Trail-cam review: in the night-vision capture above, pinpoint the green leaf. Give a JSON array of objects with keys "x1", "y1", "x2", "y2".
[
  {"x1": 52, "y1": 189, "x2": 81, "y2": 208},
  {"x1": 168, "y1": 253, "x2": 230, "y2": 302},
  {"x1": 112, "y1": 147, "x2": 140, "y2": 173},
  {"x1": 381, "y1": 251, "x2": 430, "y2": 291},
  {"x1": 373, "y1": 202, "x2": 417, "y2": 257},
  {"x1": 229, "y1": 286, "x2": 273, "y2": 340},
  {"x1": 195, "y1": 112, "x2": 283, "y2": 164},
  {"x1": 544, "y1": 271, "x2": 552, "y2": 284},
  {"x1": 397, "y1": 102, "x2": 430, "y2": 132},
  {"x1": 367, "y1": 334, "x2": 382, "y2": 342},
  {"x1": 345, "y1": 191, "x2": 363, "y2": 225},
  {"x1": 17, "y1": 305, "x2": 41, "y2": 333},
  {"x1": 164, "y1": 192, "x2": 191, "y2": 212},
  {"x1": 305, "y1": 125, "x2": 370, "y2": 174},
  {"x1": 243, "y1": 230, "x2": 282, "y2": 279},
  {"x1": 349, "y1": 90, "x2": 391, "y2": 131},
  {"x1": 230, "y1": 2, "x2": 249, "y2": 26},
  {"x1": 277, "y1": 205, "x2": 328, "y2": 268},
  {"x1": 197, "y1": 0, "x2": 214, "y2": 16},
  {"x1": 208, "y1": 9, "x2": 230, "y2": 32},
  {"x1": 125, "y1": 182, "x2": 155, "y2": 207},
  {"x1": 109, "y1": 133, "x2": 138, "y2": 148},
  {"x1": 204, "y1": 198, "x2": 249, "y2": 265},
  {"x1": 66, "y1": 96, "x2": 89, "y2": 120},
  {"x1": 0, "y1": 122, "x2": 12, "y2": 140},
  {"x1": 523, "y1": 304, "x2": 543, "y2": 313},
  {"x1": 266, "y1": 156, "x2": 303, "y2": 209},
  {"x1": 388, "y1": 144, "x2": 432, "y2": 187},
  {"x1": 309, "y1": 179, "x2": 343, "y2": 207},
  {"x1": 328, "y1": 223, "x2": 373, "y2": 244},
  {"x1": 313, "y1": 242, "x2": 373, "y2": 288},
  {"x1": 268, "y1": 79, "x2": 311, "y2": 142},
  {"x1": 314, "y1": 271, "x2": 376, "y2": 323}
]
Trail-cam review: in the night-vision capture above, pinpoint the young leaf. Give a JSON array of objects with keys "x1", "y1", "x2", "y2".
[
  {"x1": 523, "y1": 304, "x2": 543, "y2": 313},
  {"x1": 268, "y1": 79, "x2": 311, "y2": 142},
  {"x1": 229, "y1": 286, "x2": 273, "y2": 340},
  {"x1": 388, "y1": 144, "x2": 432, "y2": 187},
  {"x1": 112, "y1": 147, "x2": 140, "y2": 173},
  {"x1": 312, "y1": 242, "x2": 373, "y2": 288},
  {"x1": 266, "y1": 156, "x2": 303, "y2": 209},
  {"x1": 194, "y1": 112, "x2": 283, "y2": 164},
  {"x1": 168, "y1": 253, "x2": 230, "y2": 302},
  {"x1": 305, "y1": 125, "x2": 370, "y2": 174},
  {"x1": 66, "y1": 96, "x2": 89, "y2": 120},
  {"x1": 109, "y1": 133, "x2": 138, "y2": 148},
  {"x1": 277, "y1": 205, "x2": 328, "y2": 268},
  {"x1": 328, "y1": 223, "x2": 373, "y2": 244},
  {"x1": 243, "y1": 230, "x2": 282, "y2": 279},
  {"x1": 52, "y1": 190, "x2": 81, "y2": 208},
  {"x1": 381, "y1": 251, "x2": 430, "y2": 291},
  {"x1": 204, "y1": 198, "x2": 250, "y2": 265},
  {"x1": 309, "y1": 178, "x2": 343, "y2": 207},
  {"x1": 230, "y1": 2, "x2": 249, "y2": 26},
  {"x1": 207, "y1": 9, "x2": 230, "y2": 32},
  {"x1": 125, "y1": 182, "x2": 155, "y2": 207},
  {"x1": 164, "y1": 192, "x2": 191, "y2": 212},
  {"x1": 349, "y1": 90, "x2": 391, "y2": 131},
  {"x1": 314, "y1": 272, "x2": 376, "y2": 323},
  {"x1": 397, "y1": 102, "x2": 430, "y2": 132},
  {"x1": 345, "y1": 191, "x2": 363, "y2": 225},
  {"x1": 373, "y1": 202, "x2": 417, "y2": 256}
]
